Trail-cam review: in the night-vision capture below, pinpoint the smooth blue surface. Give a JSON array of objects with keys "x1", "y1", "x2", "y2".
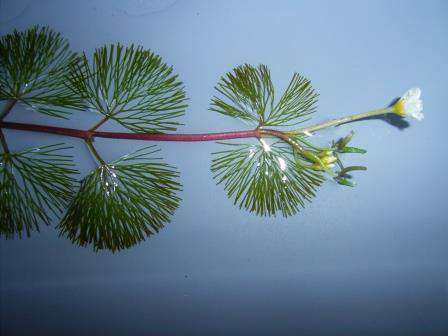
[{"x1": 1, "y1": 0, "x2": 448, "y2": 335}]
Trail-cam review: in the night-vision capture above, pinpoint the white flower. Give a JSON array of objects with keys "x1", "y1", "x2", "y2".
[{"x1": 393, "y1": 87, "x2": 424, "y2": 121}]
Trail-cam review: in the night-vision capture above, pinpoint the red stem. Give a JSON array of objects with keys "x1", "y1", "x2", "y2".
[{"x1": 0, "y1": 121, "x2": 262, "y2": 142}]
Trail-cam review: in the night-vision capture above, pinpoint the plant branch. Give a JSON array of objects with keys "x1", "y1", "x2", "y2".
[
  {"x1": 0, "y1": 107, "x2": 394, "y2": 149},
  {"x1": 0, "y1": 121, "x2": 263, "y2": 141},
  {"x1": 85, "y1": 138, "x2": 106, "y2": 165},
  {"x1": 290, "y1": 107, "x2": 393, "y2": 135},
  {"x1": 0, "y1": 99, "x2": 18, "y2": 154},
  {"x1": 0, "y1": 99, "x2": 17, "y2": 121},
  {"x1": 89, "y1": 116, "x2": 110, "y2": 132},
  {"x1": 259, "y1": 128, "x2": 305, "y2": 152},
  {"x1": 0, "y1": 129, "x2": 10, "y2": 153}
]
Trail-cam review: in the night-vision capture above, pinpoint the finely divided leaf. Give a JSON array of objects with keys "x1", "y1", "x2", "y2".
[
  {"x1": 210, "y1": 64, "x2": 318, "y2": 127},
  {"x1": 269, "y1": 73, "x2": 318, "y2": 126},
  {"x1": 211, "y1": 141, "x2": 324, "y2": 217},
  {"x1": 67, "y1": 44, "x2": 187, "y2": 133},
  {"x1": 0, "y1": 26, "x2": 84, "y2": 118},
  {"x1": 210, "y1": 64, "x2": 274, "y2": 125},
  {"x1": 0, "y1": 143, "x2": 78, "y2": 238},
  {"x1": 59, "y1": 146, "x2": 181, "y2": 251}
]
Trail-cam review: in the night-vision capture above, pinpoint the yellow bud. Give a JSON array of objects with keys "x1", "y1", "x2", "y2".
[
  {"x1": 302, "y1": 151, "x2": 321, "y2": 164},
  {"x1": 318, "y1": 150, "x2": 333, "y2": 158},
  {"x1": 311, "y1": 163, "x2": 325, "y2": 171},
  {"x1": 321, "y1": 155, "x2": 337, "y2": 165}
]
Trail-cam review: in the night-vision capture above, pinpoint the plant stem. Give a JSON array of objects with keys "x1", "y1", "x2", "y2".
[
  {"x1": 0, "y1": 129, "x2": 10, "y2": 153},
  {"x1": 0, "y1": 99, "x2": 17, "y2": 121},
  {"x1": 0, "y1": 99, "x2": 17, "y2": 154},
  {"x1": 259, "y1": 128, "x2": 305, "y2": 152},
  {"x1": 289, "y1": 107, "x2": 393, "y2": 135},
  {"x1": 89, "y1": 116, "x2": 110, "y2": 132},
  {"x1": 0, "y1": 121, "x2": 262, "y2": 141},
  {"x1": 0, "y1": 107, "x2": 395, "y2": 147},
  {"x1": 85, "y1": 138, "x2": 106, "y2": 165}
]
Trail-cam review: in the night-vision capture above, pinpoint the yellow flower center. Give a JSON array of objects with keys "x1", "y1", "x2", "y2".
[{"x1": 393, "y1": 99, "x2": 406, "y2": 117}]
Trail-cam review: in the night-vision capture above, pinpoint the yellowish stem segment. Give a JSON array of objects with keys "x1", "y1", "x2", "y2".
[{"x1": 288, "y1": 107, "x2": 393, "y2": 135}]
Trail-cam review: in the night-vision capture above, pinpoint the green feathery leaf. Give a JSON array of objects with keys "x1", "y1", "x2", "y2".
[
  {"x1": 59, "y1": 146, "x2": 182, "y2": 251},
  {"x1": 210, "y1": 64, "x2": 318, "y2": 127},
  {"x1": 211, "y1": 140, "x2": 324, "y2": 217},
  {"x1": 0, "y1": 26, "x2": 84, "y2": 118},
  {"x1": 67, "y1": 44, "x2": 188, "y2": 133},
  {"x1": 0, "y1": 143, "x2": 78, "y2": 238}
]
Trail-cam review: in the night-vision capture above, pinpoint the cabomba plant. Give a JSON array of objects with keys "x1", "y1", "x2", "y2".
[{"x1": 0, "y1": 26, "x2": 424, "y2": 251}]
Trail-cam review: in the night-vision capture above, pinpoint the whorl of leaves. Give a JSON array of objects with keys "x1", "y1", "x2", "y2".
[
  {"x1": 0, "y1": 26, "x2": 84, "y2": 118},
  {"x1": 0, "y1": 143, "x2": 78, "y2": 238},
  {"x1": 66, "y1": 43, "x2": 188, "y2": 133},
  {"x1": 211, "y1": 140, "x2": 324, "y2": 217},
  {"x1": 59, "y1": 146, "x2": 181, "y2": 251},
  {"x1": 210, "y1": 64, "x2": 318, "y2": 127}
]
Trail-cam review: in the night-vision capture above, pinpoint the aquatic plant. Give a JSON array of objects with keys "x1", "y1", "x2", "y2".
[{"x1": 0, "y1": 26, "x2": 423, "y2": 251}]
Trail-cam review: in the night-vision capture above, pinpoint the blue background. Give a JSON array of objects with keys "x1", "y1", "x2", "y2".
[{"x1": 1, "y1": 0, "x2": 447, "y2": 335}]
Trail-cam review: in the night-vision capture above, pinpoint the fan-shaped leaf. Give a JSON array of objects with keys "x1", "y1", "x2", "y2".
[
  {"x1": 210, "y1": 64, "x2": 318, "y2": 127},
  {"x1": 59, "y1": 146, "x2": 181, "y2": 251},
  {"x1": 0, "y1": 26, "x2": 84, "y2": 118},
  {"x1": 0, "y1": 143, "x2": 78, "y2": 238},
  {"x1": 67, "y1": 44, "x2": 188, "y2": 133},
  {"x1": 211, "y1": 140, "x2": 324, "y2": 217}
]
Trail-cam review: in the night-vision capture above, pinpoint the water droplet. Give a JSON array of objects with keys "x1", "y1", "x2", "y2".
[
  {"x1": 100, "y1": 165, "x2": 119, "y2": 196},
  {"x1": 260, "y1": 139, "x2": 271, "y2": 152},
  {"x1": 278, "y1": 157, "x2": 287, "y2": 171},
  {"x1": 248, "y1": 148, "x2": 255, "y2": 158}
]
